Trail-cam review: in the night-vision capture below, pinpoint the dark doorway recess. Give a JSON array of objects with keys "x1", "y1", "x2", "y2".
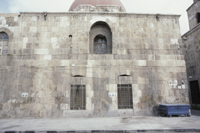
[{"x1": 190, "y1": 81, "x2": 200, "y2": 104}]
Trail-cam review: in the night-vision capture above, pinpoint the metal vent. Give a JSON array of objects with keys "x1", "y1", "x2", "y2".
[
  {"x1": 70, "y1": 85, "x2": 86, "y2": 110},
  {"x1": 117, "y1": 84, "x2": 133, "y2": 109}
]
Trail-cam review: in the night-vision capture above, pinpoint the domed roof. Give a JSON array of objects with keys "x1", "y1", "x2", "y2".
[{"x1": 69, "y1": 0, "x2": 126, "y2": 12}]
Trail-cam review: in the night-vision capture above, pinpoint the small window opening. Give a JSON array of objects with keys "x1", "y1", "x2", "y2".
[
  {"x1": 0, "y1": 32, "x2": 9, "y2": 55},
  {"x1": 70, "y1": 85, "x2": 86, "y2": 110},
  {"x1": 117, "y1": 84, "x2": 133, "y2": 109},
  {"x1": 94, "y1": 35, "x2": 107, "y2": 54},
  {"x1": 156, "y1": 14, "x2": 159, "y2": 21},
  {"x1": 120, "y1": 74, "x2": 130, "y2": 77},
  {"x1": 73, "y1": 75, "x2": 84, "y2": 77},
  {"x1": 197, "y1": 13, "x2": 200, "y2": 24}
]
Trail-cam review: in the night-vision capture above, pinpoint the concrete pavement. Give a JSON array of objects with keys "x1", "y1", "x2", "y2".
[{"x1": 0, "y1": 110, "x2": 199, "y2": 132}]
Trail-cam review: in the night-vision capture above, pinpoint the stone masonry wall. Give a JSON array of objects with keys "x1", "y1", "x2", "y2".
[
  {"x1": 0, "y1": 12, "x2": 189, "y2": 118},
  {"x1": 187, "y1": 1, "x2": 200, "y2": 30},
  {"x1": 182, "y1": 26, "x2": 200, "y2": 109},
  {"x1": 182, "y1": 0, "x2": 200, "y2": 110}
]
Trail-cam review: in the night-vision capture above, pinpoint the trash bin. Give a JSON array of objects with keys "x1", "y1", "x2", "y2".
[{"x1": 159, "y1": 104, "x2": 191, "y2": 117}]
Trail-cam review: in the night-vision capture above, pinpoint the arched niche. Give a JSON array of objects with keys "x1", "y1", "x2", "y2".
[
  {"x1": 0, "y1": 27, "x2": 13, "y2": 39},
  {"x1": 71, "y1": 75, "x2": 85, "y2": 85},
  {"x1": 89, "y1": 21, "x2": 112, "y2": 54},
  {"x1": 0, "y1": 28, "x2": 13, "y2": 55},
  {"x1": 117, "y1": 74, "x2": 132, "y2": 84}
]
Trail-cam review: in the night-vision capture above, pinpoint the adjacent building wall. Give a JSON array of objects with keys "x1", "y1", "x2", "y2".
[
  {"x1": 0, "y1": 12, "x2": 189, "y2": 118},
  {"x1": 182, "y1": 0, "x2": 200, "y2": 109},
  {"x1": 182, "y1": 27, "x2": 200, "y2": 109},
  {"x1": 187, "y1": 1, "x2": 200, "y2": 30}
]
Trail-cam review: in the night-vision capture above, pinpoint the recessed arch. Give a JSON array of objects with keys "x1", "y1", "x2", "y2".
[
  {"x1": 90, "y1": 21, "x2": 112, "y2": 32},
  {"x1": 0, "y1": 27, "x2": 13, "y2": 39},
  {"x1": 89, "y1": 21, "x2": 112, "y2": 54}
]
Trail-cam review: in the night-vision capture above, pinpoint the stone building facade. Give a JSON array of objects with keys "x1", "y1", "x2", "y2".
[
  {"x1": 0, "y1": 0, "x2": 189, "y2": 118},
  {"x1": 182, "y1": 0, "x2": 200, "y2": 109}
]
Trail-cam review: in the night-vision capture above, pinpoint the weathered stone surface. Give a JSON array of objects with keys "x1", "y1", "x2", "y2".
[
  {"x1": 0, "y1": 11, "x2": 189, "y2": 118},
  {"x1": 187, "y1": 1, "x2": 200, "y2": 29},
  {"x1": 182, "y1": 1, "x2": 200, "y2": 110}
]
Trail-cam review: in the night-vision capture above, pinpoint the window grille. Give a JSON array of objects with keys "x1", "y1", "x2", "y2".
[
  {"x1": 188, "y1": 66, "x2": 196, "y2": 76},
  {"x1": 70, "y1": 85, "x2": 86, "y2": 110},
  {"x1": 117, "y1": 84, "x2": 133, "y2": 109}
]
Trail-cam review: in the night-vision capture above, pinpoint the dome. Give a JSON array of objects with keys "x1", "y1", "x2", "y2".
[{"x1": 69, "y1": 0, "x2": 126, "y2": 12}]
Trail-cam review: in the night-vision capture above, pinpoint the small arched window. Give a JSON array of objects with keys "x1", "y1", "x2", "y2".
[
  {"x1": 94, "y1": 35, "x2": 107, "y2": 54},
  {"x1": 197, "y1": 12, "x2": 200, "y2": 24},
  {"x1": 0, "y1": 32, "x2": 9, "y2": 55}
]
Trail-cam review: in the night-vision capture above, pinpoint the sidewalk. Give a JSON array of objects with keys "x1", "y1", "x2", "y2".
[{"x1": 0, "y1": 110, "x2": 199, "y2": 132}]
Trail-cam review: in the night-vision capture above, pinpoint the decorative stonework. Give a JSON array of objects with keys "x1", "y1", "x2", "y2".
[{"x1": 71, "y1": 5, "x2": 125, "y2": 13}]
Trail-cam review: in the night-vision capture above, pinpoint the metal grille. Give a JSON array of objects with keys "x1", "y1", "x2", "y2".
[
  {"x1": 117, "y1": 84, "x2": 133, "y2": 109},
  {"x1": 70, "y1": 85, "x2": 86, "y2": 110},
  {"x1": 190, "y1": 81, "x2": 200, "y2": 104}
]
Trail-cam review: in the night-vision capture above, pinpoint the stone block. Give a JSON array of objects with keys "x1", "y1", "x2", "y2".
[
  {"x1": 138, "y1": 60, "x2": 147, "y2": 66},
  {"x1": 34, "y1": 49, "x2": 49, "y2": 54},
  {"x1": 30, "y1": 27, "x2": 37, "y2": 32}
]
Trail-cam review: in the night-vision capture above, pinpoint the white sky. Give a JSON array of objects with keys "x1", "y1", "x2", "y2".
[{"x1": 1, "y1": 0, "x2": 194, "y2": 35}]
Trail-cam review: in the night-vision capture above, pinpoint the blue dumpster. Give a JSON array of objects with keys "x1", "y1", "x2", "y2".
[{"x1": 159, "y1": 104, "x2": 191, "y2": 117}]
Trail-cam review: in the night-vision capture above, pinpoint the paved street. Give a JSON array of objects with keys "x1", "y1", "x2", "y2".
[{"x1": 0, "y1": 110, "x2": 199, "y2": 132}]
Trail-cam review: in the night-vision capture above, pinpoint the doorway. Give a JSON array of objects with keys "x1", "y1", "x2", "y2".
[{"x1": 190, "y1": 81, "x2": 200, "y2": 104}]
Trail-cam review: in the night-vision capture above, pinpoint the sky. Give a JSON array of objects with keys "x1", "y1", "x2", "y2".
[{"x1": 0, "y1": 0, "x2": 193, "y2": 35}]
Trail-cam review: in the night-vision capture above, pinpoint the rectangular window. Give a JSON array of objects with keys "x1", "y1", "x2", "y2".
[
  {"x1": 70, "y1": 85, "x2": 86, "y2": 110},
  {"x1": 117, "y1": 84, "x2": 133, "y2": 109}
]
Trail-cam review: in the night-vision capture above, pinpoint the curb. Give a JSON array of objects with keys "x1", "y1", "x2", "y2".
[{"x1": 2, "y1": 129, "x2": 200, "y2": 133}]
